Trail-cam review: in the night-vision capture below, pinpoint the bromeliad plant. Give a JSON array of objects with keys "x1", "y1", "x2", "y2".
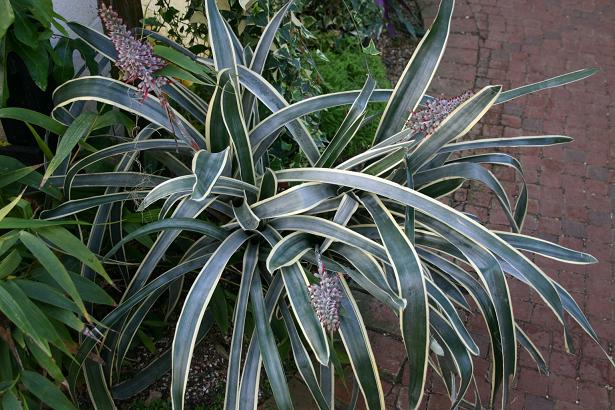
[{"x1": 9, "y1": 0, "x2": 613, "y2": 408}]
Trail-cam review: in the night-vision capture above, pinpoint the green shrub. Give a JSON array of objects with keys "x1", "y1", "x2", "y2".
[
  {"x1": 317, "y1": 40, "x2": 391, "y2": 159},
  {"x1": 0, "y1": 155, "x2": 114, "y2": 408}
]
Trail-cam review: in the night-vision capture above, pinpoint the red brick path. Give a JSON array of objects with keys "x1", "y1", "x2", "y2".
[{"x1": 358, "y1": 0, "x2": 615, "y2": 408}]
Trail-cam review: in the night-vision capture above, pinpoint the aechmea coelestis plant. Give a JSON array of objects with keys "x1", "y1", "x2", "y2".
[{"x1": 8, "y1": 0, "x2": 611, "y2": 408}]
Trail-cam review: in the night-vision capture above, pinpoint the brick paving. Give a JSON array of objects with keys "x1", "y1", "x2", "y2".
[{"x1": 356, "y1": 0, "x2": 615, "y2": 408}]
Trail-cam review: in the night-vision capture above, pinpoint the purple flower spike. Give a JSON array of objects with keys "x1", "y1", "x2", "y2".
[
  {"x1": 99, "y1": 4, "x2": 169, "y2": 101},
  {"x1": 406, "y1": 90, "x2": 473, "y2": 138},
  {"x1": 308, "y1": 246, "x2": 342, "y2": 333}
]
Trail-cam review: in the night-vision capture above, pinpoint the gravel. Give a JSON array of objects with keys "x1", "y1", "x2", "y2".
[{"x1": 118, "y1": 331, "x2": 230, "y2": 408}]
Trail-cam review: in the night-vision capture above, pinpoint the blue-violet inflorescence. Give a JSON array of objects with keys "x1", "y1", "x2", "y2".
[
  {"x1": 406, "y1": 90, "x2": 473, "y2": 138},
  {"x1": 99, "y1": 4, "x2": 168, "y2": 101},
  {"x1": 308, "y1": 247, "x2": 343, "y2": 332}
]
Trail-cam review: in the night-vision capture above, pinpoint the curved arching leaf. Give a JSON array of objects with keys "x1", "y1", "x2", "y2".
[
  {"x1": 103, "y1": 217, "x2": 226, "y2": 259},
  {"x1": 171, "y1": 230, "x2": 250, "y2": 409},
  {"x1": 52, "y1": 76, "x2": 205, "y2": 148},
  {"x1": 191, "y1": 148, "x2": 230, "y2": 201},
  {"x1": 249, "y1": 270, "x2": 294, "y2": 409},
  {"x1": 359, "y1": 194, "x2": 429, "y2": 409},
  {"x1": 224, "y1": 242, "x2": 258, "y2": 410},
  {"x1": 373, "y1": 0, "x2": 454, "y2": 144},
  {"x1": 338, "y1": 276, "x2": 385, "y2": 409},
  {"x1": 274, "y1": 169, "x2": 567, "y2": 340}
]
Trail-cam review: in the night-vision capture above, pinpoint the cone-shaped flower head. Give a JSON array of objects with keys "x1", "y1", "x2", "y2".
[
  {"x1": 406, "y1": 90, "x2": 473, "y2": 138},
  {"x1": 99, "y1": 4, "x2": 168, "y2": 100},
  {"x1": 308, "y1": 247, "x2": 342, "y2": 332}
]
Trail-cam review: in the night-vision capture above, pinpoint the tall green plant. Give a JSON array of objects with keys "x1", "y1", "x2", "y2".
[
  {"x1": 6, "y1": 0, "x2": 612, "y2": 408},
  {"x1": 0, "y1": 159, "x2": 114, "y2": 408},
  {"x1": 0, "y1": 0, "x2": 99, "y2": 107}
]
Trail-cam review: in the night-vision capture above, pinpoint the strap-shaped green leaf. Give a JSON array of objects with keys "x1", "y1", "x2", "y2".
[
  {"x1": 280, "y1": 263, "x2": 330, "y2": 365},
  {"x1": 430, "y1": 309, "x2": 473, "y2": 407},
  {"x1": 249, "y1": 89, "x2": 392, "y2": 151},
  {"x1": 438, "y1": 135, "x2": 572, "y2": 153},
  {"x1": 206, "y1": 71, "x2": 232, "y2": 152},
  {"x1": 15, "y1": 279, "x2": 77, "y2": 313},
  {"x1": 317, "y1": 76, "x2": 376, "y2": 167},
  {"x1": 64, "y1": 137, "x2": 182, "y2": 197},
  {"x1": 52, "y1": 76, "x2": 205, "y2": 149},
  {"x1": 496, "y1": 68, "x2": 598, "y2": 104},
  {"x1": 320, "y1": 194, "x2": 358, "y2": 252},
  {"x1": 496, "y1": 231, "x2": 597, "y2": 264},
  {"x1": 267, "y1": 232, "x2": 314, "y2": 272},
  {"x1": 279, "y1": 301, "x2": 329, "y2": 410},
  {"x1": 220, "y1": 80, "x2": 256, "y2": 188},
  {"x1": 335, "y1": 140, "x2": 415, "y2": 170},
  {"x1": 426, "y1": 279, "x2": 478, "y2": 355},
  {"x1": 1, "y1": 280, "x2": 72, "y2": 358},
  {"x1": 238, "y1": 66, "x2": 320, "y2": 165},
  {"x1": 153, "y1": 45, "x2": 212, "y2": 79},
  {"x1": 450, "y1": 153, "x2": 527, "y2": 228},
  {"x1": 258, "y1": 168, "x2": 277, "y2": 201},
  {"x1": 418, "y1": 249, "x2": 503, "y2": 406},
  {"x1": 516, "y1": 325, "x2": 548, "y2": 374},
  {"x1": 0, "y1": 284, "x2": 51, "y2": 354},
  {"x1": 242, "y1": 0, "x2": 294, "y2": 118},
  {"x1": 328, "y1": 244, "x2": 405, "y2": 310},
  {"x1": 68, "y1": 21, "x2": 117, "y2": 60},
  {"x1": 233, "y1": 195, "x2": 260, "y2": 231},
  {"x1": 0, "y1": 191, "x2": 23, "y2": 222},
  {"x1": 126, "y1": 199, "x2": 213, "y2": 297},
  {"x1": 37, "y1": 226, "x2": 111, "y2": 285},
  {"x1": 138, "y1": 174, "x2": 255, "y2": 210},
  {"x1": 359, "y1": 194, "x2": 429, "y2": 409},
  {"x1": 0, "y1": 249, "x2": 20, "y2": 279},
  {"x1": 270, "y1": 215, "x2": 387, "y2": 262},
  {"x1": 0, "y1": 107, "x2": 66, "y2": 135},
  {"x1": 414, "y1": 162, "x2": 518, "y2": 231},
  {"x1": 338, "y1": 276, "x2": 385, "y2": 409},
  {"x1": 103, "y1": 217, "x2": 225, "y2": 260},
  {"x1": 423, "y1": 214, "x2": 515, "y2": 408},
  {"x1": 172, "y1": 230, "x2": 250, "y2": 409},
  {"x1": 274, "y1": 169, "x2": 567, "y2": 338},
  {"x1": 191, "y1": 148, "x2": 230, "y2": 201},
  {"x1": 224, "y1": 242, "x2": 258, "y2": 410},
  {"x1": 40, "y1": 191, "x2": 148, "y2": 220},
  {"x1": 251, "y1": 183, "x2": 337, "y2": 219},
  {"x1": 250, "y1": 1, "x2": 293, "y2": 74},
  {"x1": 250, "y1": 270, "x2": 294, "y2": 409},
  {"x1": 205, "y1": 0, "x2": 237, "y2": 72},
  {"x1": 238, "y1": 269, "x2": 285, "y2": 410}
]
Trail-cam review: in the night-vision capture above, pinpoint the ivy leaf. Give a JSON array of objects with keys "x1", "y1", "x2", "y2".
[{"x1": 362, "y1": 39, "x2": 381, "y2": 56}]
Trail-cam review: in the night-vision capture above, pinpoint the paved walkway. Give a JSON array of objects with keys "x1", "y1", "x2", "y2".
[{"x1": 359, "y1": 0, "x2": 615, "y2": 408}]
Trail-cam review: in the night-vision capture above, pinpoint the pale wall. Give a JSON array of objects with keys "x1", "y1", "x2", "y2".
[{"x1": 52, "y1": 0, "x2": 103, "y2": 34}]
